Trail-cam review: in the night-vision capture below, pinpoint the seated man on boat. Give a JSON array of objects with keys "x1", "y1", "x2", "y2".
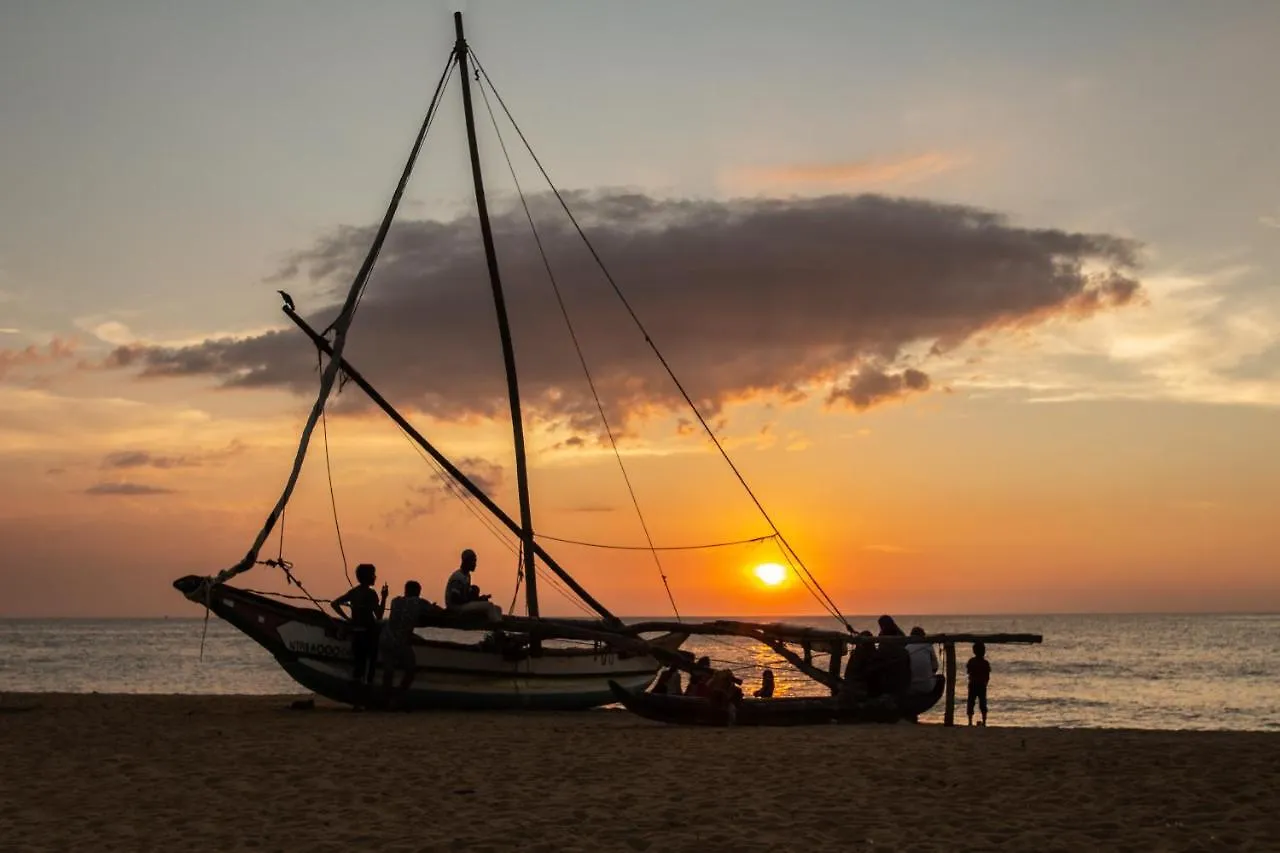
[
  {"x1": 684, "y1": 656, "x2": 714, "y2": 697},
  {"x1": 838, "y1": 631, "x2": 877, "y2": 705},
  {"x1": 444, "y1": 548, "x2": 502, "y2": 621},
  {"x1": 905, "y1": 626, "x2": 940, "y2": 695},
  {"x1": 903, "y1": 626, "x2": 940, "y2": 721},
  {"x1": 871, "y1": 615, "x2": 912, "y2": 698},
  {"x1": 653, "y1": 665, "x2": 683, "y2": 695}
]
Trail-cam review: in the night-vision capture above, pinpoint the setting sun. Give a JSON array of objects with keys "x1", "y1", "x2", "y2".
[{"x1": 754, "y1": 562, "x2": 788, "y2": 587}]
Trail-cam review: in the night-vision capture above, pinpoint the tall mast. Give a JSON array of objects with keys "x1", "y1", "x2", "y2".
[{"x1": 454, "y1": 11, "x2": 540, "y2": 619}]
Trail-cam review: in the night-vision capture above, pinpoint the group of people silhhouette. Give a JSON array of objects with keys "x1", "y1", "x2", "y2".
[
  {"x1": 842, "y1": 616, "x2": 994, "y2": 724},
  {"x1": 329, "y1": 548, "x2": 502, "y2": 709},
  {"x1": 839, "y1": 615, "x2": 939, "y2": 719},
  {"x1": 650, "y1": 613, "x2": 994, "y2": 724}
]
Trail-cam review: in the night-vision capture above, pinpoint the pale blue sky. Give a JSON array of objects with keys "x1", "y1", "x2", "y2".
[
  {"x1": 3, "y1": 0, "x2": 1277, "y2": 348},
  {"x1": 3, "y1": 2, "x2": 1280, "y2": 616}
]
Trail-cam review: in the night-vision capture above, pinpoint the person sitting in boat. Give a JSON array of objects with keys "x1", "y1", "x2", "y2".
[
  {"x1": 444, "y1": 548, "x2": 502, "y2": 622},
  {"x1": 753, "y1": 669, "x2": 775, "y2": 698},
  {"x1": 330, "y1": 562, "x2": 389, "y2": 687},
  {"x1": 903, "y1": 626, "x2": 940, "y2": 722},
  {"x1": 872, "y1": 615, "x2": 912, "y2": 697},
  {"x1": 653, "y1": 665, "x2": 683, "y2": 695},
  {"x1": 905, "y1": 626, "x2": 939, "y2": 695},
  {"x1": 379, "y1": 580, "x2": 434, "y2": 706},
  {"x1": 684, "y1": 656, "x2": 714, "y2": 697},
  {"x1": 707, "y1": 668, "x2": 743, "y2": 702},
  {"x1": 842, "y1": 630, "x2": 876, "y2": 695}
]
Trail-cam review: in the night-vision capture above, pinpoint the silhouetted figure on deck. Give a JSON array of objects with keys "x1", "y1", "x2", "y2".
[
  {"x1": 903, "y1": 625, "x2": 940, "y2": 722},
  {"x1": 684, "y1": 656, "x2": 713, "y2": 697},
  {"x1": 444, "y1": 549, "x2": 502, "y2": 621},
  {"x1": 873, "y1": 615, "x2": 912, "y2": 697},
  {"x1": 653, "y1": 666, "x2": 683, "y2": 695},
  {"x1": 967, "y1": 641, "x2": 991, "y2": 726},
  {"x1": 906, "y1": 626, "x2": 940, "y2": 694},
  {"x1": 842, "y1": 630, "x2": 876, "y2": 702},
  {"x1": 331, "y1": 563, "x2": 388, "y2": 689},
  {"x1": 753, "y1": 669, "x2": 775, "y2": 698}
]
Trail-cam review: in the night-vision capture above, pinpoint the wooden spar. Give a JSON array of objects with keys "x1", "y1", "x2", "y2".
[
  {"x1": 750, "y1": 631, "x2": 839, "y2": 690},
  {"x1": 283, "y1": 307, "x2": 618, "y2": 624},
  {"x1": 943, "y1": 642, "x2": 958, "y2": 727},
  {"x1": 624, "y1": 619, "x2": 1043, "y2": 648},
  {"x1": 453, "y1": 11, "x2": 540, "y2": 621}
]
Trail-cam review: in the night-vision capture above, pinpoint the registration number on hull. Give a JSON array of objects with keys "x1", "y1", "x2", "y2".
[{"x1": 286, "y1": 640, "x2": 347, "y2": 659}]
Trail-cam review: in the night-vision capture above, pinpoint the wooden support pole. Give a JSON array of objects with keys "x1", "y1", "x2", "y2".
[
  {"x1": 827, "y1": 641, "x2": 845, "y2": 696},
  {"x1": 944, "y1": 642, "x2": 957, "y2": 727}
]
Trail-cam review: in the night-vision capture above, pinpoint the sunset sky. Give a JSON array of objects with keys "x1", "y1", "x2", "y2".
[{"x1": 2, "y1": 1, "x2": 1278, "y2": 618}]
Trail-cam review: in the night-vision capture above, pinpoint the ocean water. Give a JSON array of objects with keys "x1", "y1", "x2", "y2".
[{"x1": 1, "y1": 613, "x2": 1277, "y2": 732}]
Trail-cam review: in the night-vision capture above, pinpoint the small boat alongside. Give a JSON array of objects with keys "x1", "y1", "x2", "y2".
[{"x1": 608, "y1": 675, "x2": 946, "y2": 727}]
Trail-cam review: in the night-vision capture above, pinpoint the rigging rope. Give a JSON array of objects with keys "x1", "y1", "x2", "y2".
[
  {"x1": 241, "y1": 589, "x2": 333, "y2": 604},
  {"x1": 535, "y1": 532, "x2": 776, "y2": 552},
  {"x1": 390, "y1": 421, "x2": 520, "y2": 554},
  {"x1": 508, "y1": 545, "x2": 524, "y2": 615},
  {"x1": 475, "y1": 75, "x2": 680, "y2": 621},
  {"x1": 468, "y1": 49, "x2": 852, "y2": 631},
  {"x1": 256, "y1": 557, "x2": 329, "y2": 615},
  {"x1": 321, "y1": 396, "x2": 353, "y2": 587},
  {"x1": 385, "y1": 419, "x2": 594, "y2": 617}
]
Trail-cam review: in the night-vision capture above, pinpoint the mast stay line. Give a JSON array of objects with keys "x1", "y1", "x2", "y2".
[
  {"x1": 214, "y1": 51, "x2": 458, "y2": 585},
  {"x1": 283, "y1": 305, "x2": 619, "y2": 625},
  {"x1": 468, "y1": 50, "x2": 852, "y2": 631}
]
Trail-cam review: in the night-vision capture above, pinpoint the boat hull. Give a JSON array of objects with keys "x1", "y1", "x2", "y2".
[
  {"x1": 608, "y1": 675, "x2": 947, "y2": 726},
  {"x1": 175, "y1": 576, "x2": 679, "y2": 710}
]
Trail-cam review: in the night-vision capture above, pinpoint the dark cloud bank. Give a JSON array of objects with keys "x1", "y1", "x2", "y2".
[{"x1": 107, "y1": 192, "x2": 1141, "y2": 432}]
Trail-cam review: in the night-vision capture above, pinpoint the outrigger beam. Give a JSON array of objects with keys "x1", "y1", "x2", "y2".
[
  {"x1": 283, "y1": 306, "x2": 619, "y2": 624},
  {"x1": 624, "y1": 620, "x2": 1043, "y2": 648}
]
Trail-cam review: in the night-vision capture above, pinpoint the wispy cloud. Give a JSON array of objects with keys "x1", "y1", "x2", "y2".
[
  {"x1": 85, "y1": 482, "x2": 175, "y2": 496},
  {"x1": 74, "y1": 315, "x2": 289, "y2": 350},
  {"x1": 0, "y1": 336, "x2": 81, "y2": 380},
  {"x1": 1260, "y1": 216, "x2": 1280, "y2": 230},
  {"x1": 939, "y1": 264, "x2": 1280, "y2": 407},
  {"x1": 100, "y1": 440, "x2": 246, "y2": 470},
  {"x1": 382, "y1": 457, "x2": 505, "y2": 527},
  {"x1": 730, "y1": 152, "x2": 968, "y2": 192}
]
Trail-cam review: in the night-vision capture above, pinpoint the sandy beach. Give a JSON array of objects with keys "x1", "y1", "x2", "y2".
[{"x1": 0, "y1": 693, "x2": 1276, "y2": 852}]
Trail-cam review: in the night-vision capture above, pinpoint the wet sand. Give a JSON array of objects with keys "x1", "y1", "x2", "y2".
[{"x1": 0, "y1": 693, "x2": 1276, "y2": 852}]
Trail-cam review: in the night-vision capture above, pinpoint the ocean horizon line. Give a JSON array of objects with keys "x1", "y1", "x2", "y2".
[{"x1": 2, "y1": 609, "x2": 1277, "y2": 621}]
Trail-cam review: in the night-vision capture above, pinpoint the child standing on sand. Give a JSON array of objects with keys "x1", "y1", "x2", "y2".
[{"x1": 966, "y1": 641, "x2": 991, "y2": 726}]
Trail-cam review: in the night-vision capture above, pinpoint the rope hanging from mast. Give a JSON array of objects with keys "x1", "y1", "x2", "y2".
[
  {"x1": 319, "y1": 351, "x2": 353, "y2": 587},
  {"x1": 474, "y1": 75, "x2": 681, "y2": 622},
  {"x1": 467, "y1": 49, "x2": 853, "y2": 632}
]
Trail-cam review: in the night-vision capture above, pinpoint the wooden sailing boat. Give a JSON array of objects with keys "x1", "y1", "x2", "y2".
[
  {"x1": 175, "y1": 11, "x2": 1043, "y2": 717},
  {"x1": 174, "y1": 12, "x2": 688, "y2": 710}
]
